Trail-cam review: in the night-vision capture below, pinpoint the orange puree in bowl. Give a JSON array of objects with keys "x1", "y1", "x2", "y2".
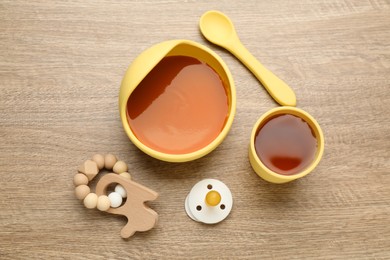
[{"x1": 126, "y1": 56, "x2": 229, "y2": 155}]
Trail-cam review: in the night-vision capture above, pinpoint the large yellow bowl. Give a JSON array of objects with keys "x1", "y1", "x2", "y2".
[
  {"x1": 249, "y1": 107, "x2": 324, "y2": 183},
  {"x1": 119, "y1": 40, "x2": 236, "y2": 162}
]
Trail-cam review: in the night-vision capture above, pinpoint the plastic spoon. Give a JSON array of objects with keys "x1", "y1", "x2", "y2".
[{"x1": 200, "y1": 10, "x2": 296, "y2": 106}]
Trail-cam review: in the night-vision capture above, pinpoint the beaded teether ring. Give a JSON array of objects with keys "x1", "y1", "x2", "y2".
[{"x1": 73, "y1": 154, "x2": 158, "y2": 238}]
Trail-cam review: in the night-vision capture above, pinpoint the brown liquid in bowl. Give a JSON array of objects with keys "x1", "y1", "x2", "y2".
[
  {"x1": 254, "y1": 114, "x2": 318, "y2": 175},
  {"x1": 126, "y1": 56, "x2": 229, "y2": 154}
]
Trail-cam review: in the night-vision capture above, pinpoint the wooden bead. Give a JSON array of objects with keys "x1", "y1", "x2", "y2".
[
  {"x1": 78, "y1": 160, "x2": 99, "y2": 181},
  {"x1": 104, "y1": 154, "x2": 117, "y2": 170},
  {"x1": 113, "y1": 161, "x2": 128, "y2": 174},
  {"x1": 119, "y1": 172, "x2": 131, "y2": 180},
  {"x1": 97, "y1": 195, "x2": 111, "y2": 211},
  {"x1": 75, "y1": 185, "x2": 90, "y2": 200},
  {"x1": 84, "y1": 193, "x2": 98, "y2": 209},
  {"x1": 92, "y1": 154, "x2": 105, "y2": 170},
  {"x1": 73, "y1": 173, "x2": 88, "y2": 186}
]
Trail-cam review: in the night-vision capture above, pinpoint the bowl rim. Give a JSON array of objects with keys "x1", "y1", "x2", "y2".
[
  {"x1": 119, "y1": 39, "x2": 236, "y2": 162},
  {"x1": 250, "y1": 106, "x2": 324, "y2": 180}
]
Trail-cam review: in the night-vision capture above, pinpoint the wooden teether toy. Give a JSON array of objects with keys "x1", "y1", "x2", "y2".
[{"x1": 73, "y1": 154, "x2": 158, "y2": 238}]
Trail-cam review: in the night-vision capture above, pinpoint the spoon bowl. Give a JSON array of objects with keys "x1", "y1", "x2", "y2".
[{"x1": 199, "y1": 11, "x2": 236, "y2": 46}]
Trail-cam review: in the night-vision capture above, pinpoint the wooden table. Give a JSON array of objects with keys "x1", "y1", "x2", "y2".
[{"x1": 1, "y1": 1, "x2": 389, "y2": 259}]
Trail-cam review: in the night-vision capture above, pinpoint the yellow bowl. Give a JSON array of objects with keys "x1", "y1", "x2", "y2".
[
  {"x1": 249, "y1": 107, "x2": 324, "y2": 183},
  {"x1": 119, "y1": 40, "x2": 236, "y2": 162}
]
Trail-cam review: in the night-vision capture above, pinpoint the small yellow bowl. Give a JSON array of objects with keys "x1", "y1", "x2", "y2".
[
  {"x1": 249, "y1": 107, "x2": 324, "y2": 183},
  {"x1": 119, "y1": 40, "x2": 236, "y2": 162}
]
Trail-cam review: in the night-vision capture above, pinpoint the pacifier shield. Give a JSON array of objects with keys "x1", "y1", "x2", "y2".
[{"x1": 185, "y1": 179, "x2": 232, "y2": 224}]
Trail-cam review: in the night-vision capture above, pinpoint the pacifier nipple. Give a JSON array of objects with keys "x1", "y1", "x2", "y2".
[{"x1": 205, "y1": 190, "x2": 221, "y2": 206}]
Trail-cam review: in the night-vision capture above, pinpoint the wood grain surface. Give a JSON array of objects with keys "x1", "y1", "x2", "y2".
[{"x1": 1, "y1": 0, "x2": 389, "y2": 259}]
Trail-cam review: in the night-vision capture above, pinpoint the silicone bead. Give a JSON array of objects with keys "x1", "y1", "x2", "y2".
[
  {"x1": 108, "y1": 192, "x2": 123, "y2": 208},
  {"x1": 115, "y1": 184, "x2": 127, "y2": 198}
]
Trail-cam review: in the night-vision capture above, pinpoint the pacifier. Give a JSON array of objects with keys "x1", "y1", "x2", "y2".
[{"x1": 185, "y1": 179, "x2": 233, "y2": 224}]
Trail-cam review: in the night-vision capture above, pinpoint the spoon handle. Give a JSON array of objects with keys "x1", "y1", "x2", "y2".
[{"x1": 226, "y1": 40, "x2": 296, "y2": 106}]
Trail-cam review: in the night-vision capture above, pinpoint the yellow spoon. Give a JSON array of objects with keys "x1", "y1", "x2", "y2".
[{"x1": 200, "y1": 10, "x2": 296, "y2": 106}]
